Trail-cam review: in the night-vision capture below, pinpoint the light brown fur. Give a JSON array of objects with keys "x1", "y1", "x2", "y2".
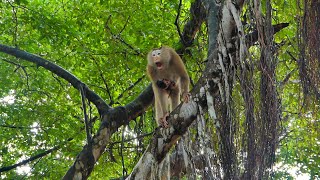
[{"x1": 147, "y1": 46, "x2": 190, "y2": 128}]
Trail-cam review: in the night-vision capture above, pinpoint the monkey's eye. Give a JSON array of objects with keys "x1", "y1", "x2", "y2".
[
  {"x1": 152, "y1": 53, "x2": 156, "y2": 56},
  {"x1": 157, "y1": 52, "x2": 161, "y2": 55}
]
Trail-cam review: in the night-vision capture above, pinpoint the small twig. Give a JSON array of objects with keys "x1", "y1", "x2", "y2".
[
  {"x1": 109, "y1": 132, "x2": 153, "y2": 146},
  {"x1": 0, "y1": 124, "x2": 44, "y2": 130},
  {"x1": 21, "y1": 157, "x2": 42, "y2": 179},
  {"x1": 1, "y1": 58, "x2": 23, "y2": 67},
  {"x1": 79, "y1": 84, "x2": 92, "y2": 145},
  {"x1": 51, "y1": 73, "x2": 65, "y2": 88},
  {"x1": 286, "y1": 51, "x2": 298, "y2": 62},
  {"x1": 2, "y1": 58, "x2": 30, "y2": 89},
  {"x1": 90, "y1": 55, "x2": 114, "y2": 104},
  {"x1": 174, "y1": 0, "x2": 185, "y2": 45},
  {"x1": 88, "y1": 101, "x2": 93, "y2": 130},
  {"x1": 121, "y1": 126, "x2": 127, "y2": 178},
  {"x1": 107, "y1": 131, "x2": 153, "y2": 162},
  {"x1": 105, "y1": 15, "x2": 141, "y2": 56},
  {"x1": 0, "y1": 138, "x2": 73, "y2": 173},
  {"x1": 8, "y1": 1, "x2": 18, "y2": 47},
  {"x1": 115, "y1": 75, "x2": 145, "y2": 104},
  {"x1": 279, "y1": 68, "x2": 296, "y2": 89},
  {"x1": 119, "y1": 16, "x2": 131, "y2": 35}
]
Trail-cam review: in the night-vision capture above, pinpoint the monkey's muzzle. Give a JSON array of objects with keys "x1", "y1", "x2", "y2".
[{"x1": 155, "y1": 62, "x2": 163, "y2": 70}]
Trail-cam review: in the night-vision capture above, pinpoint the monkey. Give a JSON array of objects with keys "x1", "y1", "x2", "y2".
[{"x1": 147, "y1": 46, "x2": 190, "y2": 128}]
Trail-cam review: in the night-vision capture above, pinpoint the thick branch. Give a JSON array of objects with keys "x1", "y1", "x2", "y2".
[
  {"x1": 246, "y1": 23, "x2": 289, "y2": 47},
  {"x1": 0, "y1": 44, "x2": 110, "y2": 114},
  {"x1": 176, "y1": 0, "x2": 207, "y2": 54}
]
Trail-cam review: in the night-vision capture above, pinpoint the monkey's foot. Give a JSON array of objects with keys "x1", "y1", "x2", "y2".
[{"x1": 160, "y1": 112, "x2": 170, "y2": 128}]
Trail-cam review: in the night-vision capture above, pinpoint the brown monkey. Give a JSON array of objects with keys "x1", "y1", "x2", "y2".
[{"x1": 147, "y1": 46, "x2": 190, "y2": 128}]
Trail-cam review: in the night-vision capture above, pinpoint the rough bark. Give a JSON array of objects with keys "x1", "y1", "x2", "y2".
[
  {"x1": 254, "y1": 0, "x2": 281, "y2": 178},
  {"x1": 298, "y1": 0, "x2": 320, "y2": 102}
]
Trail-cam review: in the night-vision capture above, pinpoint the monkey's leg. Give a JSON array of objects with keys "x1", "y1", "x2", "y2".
[
  {"x1": 155, "y1": 96, "x2": 162, "y2": 125},
  {"x1": 170, "y1": 90, "x2": 180, "y2": 111},
  {"x1": 154, "y1": 85, "x2": 163, "y2": 125},
  {"x1": 156, "y1": 88, "x2": 169, "y2": 128}
]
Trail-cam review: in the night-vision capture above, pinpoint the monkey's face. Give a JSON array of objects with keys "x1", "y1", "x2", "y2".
[{"x1": 151, "y1": 49, "x2": 164, "y2": 70}]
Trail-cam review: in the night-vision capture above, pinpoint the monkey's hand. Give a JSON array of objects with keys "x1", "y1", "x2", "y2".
[
  {"x1": 159, "y1": 112, "x2": 170, "y2": 128},
  {"x1": 182, "y1": 92, "x2": 191, "y2": 103},
  {"x1": 156, "y1": 80, "x2": 169, "y2": 89},
  {"x1": 166, "y1": 79, "x2": 176, "y2": 89},
  {"x1": 156, "y1": 79, "x2": 176, "y2": 90}
]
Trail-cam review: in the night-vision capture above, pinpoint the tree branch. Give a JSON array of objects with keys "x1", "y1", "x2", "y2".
[
  {"x1": 115, "y1": 75, "x2": 146, "y2": 105},
  {"x1": 0, "y1": 138, "x2": 73, "y2": 173},
  {"x1": 174, "y1": 0, "x2": 184, "y2": 44},
  {"x1": 0, "y1": 44, "x2": 110, "y2": 115},
  {"x1": 245, "y1": 23, "x2": 289, "y2": 47},
  {"x1": 176, "y1": 0, "x2": 207, "y2": 53},
  {"x1": 105, "y1": 15, "x2": 141, "y2": 56},
  {"x1": 80, "y1": 84, "x2": 92, "y2": 144}
]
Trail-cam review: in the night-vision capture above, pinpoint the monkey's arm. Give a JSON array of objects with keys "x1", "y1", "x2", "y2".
[
  {"x1": 180, "y1": 74, "x2": 190, "y2": 102},
  {"x1": 172, "y1": 56, "x2": 190, "y2": 102},
  {"x1": 147, "y1": 65, "x2": 157, "y2": 80}
]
